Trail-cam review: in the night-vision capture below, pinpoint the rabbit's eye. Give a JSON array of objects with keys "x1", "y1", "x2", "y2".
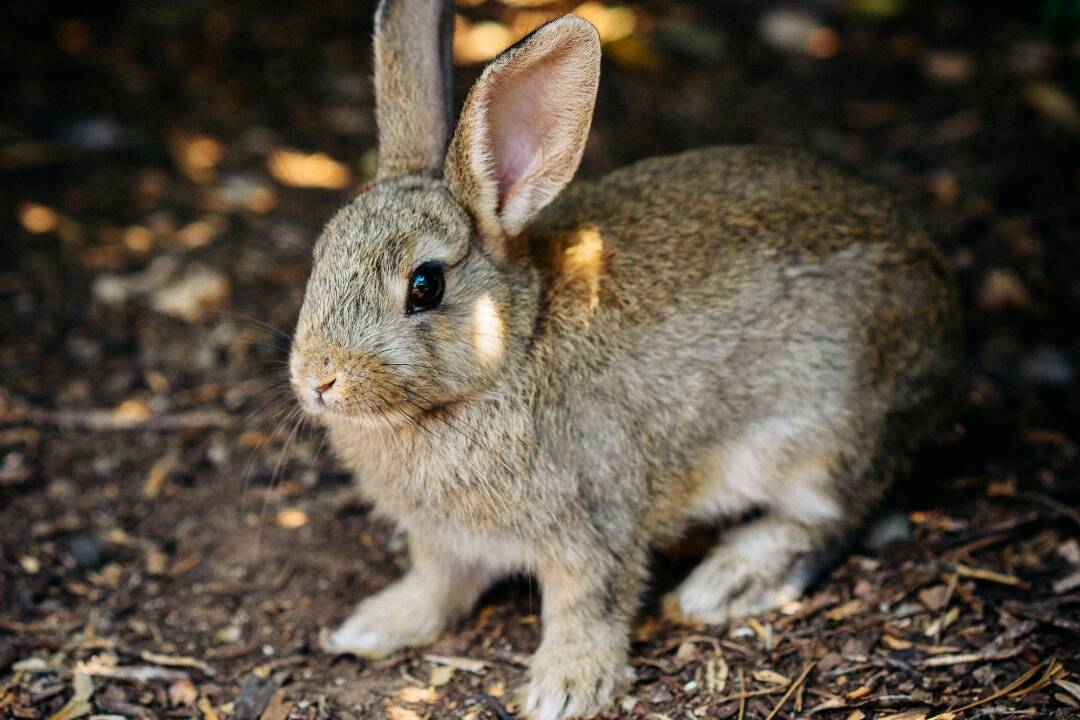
[{"x1": 406, "y1": 261, "x2": 445, "y2": 314}]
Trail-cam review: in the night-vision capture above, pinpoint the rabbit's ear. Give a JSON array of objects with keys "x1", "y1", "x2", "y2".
[
  {"x1": 445, "y1": 15, "x2": 601, "y2": 257},
  {"x1": 374, "y1": 0, "x2": 454, "y2": 180}
]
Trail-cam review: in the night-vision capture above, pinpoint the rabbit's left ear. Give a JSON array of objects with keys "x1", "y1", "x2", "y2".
[
  {"x1": 374, "y1": 0, "x2": 454, "y2": 180},
  {"x1": 444, "y1": 15, "x2": 601, "y2": 259}
]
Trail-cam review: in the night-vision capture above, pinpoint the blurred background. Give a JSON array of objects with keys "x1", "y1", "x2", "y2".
[{"x1": 1, "y1": 1, "x2": 1079, "y2": 719}]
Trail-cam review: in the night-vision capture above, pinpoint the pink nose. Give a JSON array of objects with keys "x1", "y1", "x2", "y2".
[{"x1": 315, "y1": 377, "x2": 336, "y2": 394}]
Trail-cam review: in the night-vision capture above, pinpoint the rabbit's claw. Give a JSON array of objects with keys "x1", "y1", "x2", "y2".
[{"x1": 522, "y1": 644, "x2": 632, "y2": 720}]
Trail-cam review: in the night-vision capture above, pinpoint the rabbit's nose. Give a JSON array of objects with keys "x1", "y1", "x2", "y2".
[{"x1": 315, "y1": 377, "x2": 336, "y2": 394}]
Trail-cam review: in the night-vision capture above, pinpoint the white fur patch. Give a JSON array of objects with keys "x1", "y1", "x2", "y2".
[{"x1": 689, "y1": 416, "x2": 842, "y2": 524}]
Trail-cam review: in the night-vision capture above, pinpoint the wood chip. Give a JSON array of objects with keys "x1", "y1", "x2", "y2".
[
  {"x1": 143, "y1": 451, "x2": 178, "y2": 499},
  {"x1": 384, "y1": 705, "x2": 422, "y2": 720},
  {"x1": 1052, "y1": 569, "x2": 1080, "y2": 594},
  {"x1": 826, "y1": 599, "x2": 866, "y2": 621},
  {"x1": 395, "y1": 687, "x2": 438, "y2": 704},
  {"x1": 921, "y1": 646, "x2": 1024, "y2": 667},
  {"x1": 48, "y1": 673, "x2": 94, "y2": 720},
  {"x1": 258, "y1": 688, "x2": 291, "y2": 720},
  {"x1": 752, "y1": 669, "x2": 790, "y2": 686},
  {"x1": 428, "y1": 665, "x2": 455, "y2": 687},
  {"x1": 1056, "y1": 678, "x2": 1080, "y2": 703},
  {"x1": 955, "y1": 563, "x2": 1027, "y2": 587},
  {"x1": 422, "y1": 654, "x2": 487, "y2": 674},
  {"x1": 140, "y1": 650, "x2": 216, "y2": 677},
  {"x1": 881, "y1": 634, "x2": 913, "y2": 650}
]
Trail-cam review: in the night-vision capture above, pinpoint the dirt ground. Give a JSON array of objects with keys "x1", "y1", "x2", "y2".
[{"x1": 2, "y1": 1, "x2": 1079, "y2": 718}]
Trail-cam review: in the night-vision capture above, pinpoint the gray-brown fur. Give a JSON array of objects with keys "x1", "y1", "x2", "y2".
[
  {"x1": 289, "y1": 8, "x2": 961, "y2": 720},
  {"x1": 373, "y1": 0, "x2": 454, "y2": 179}
]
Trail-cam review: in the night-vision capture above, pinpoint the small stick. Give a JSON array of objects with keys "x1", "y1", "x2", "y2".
[
  {"x1": 764, "y1": 661, "x2": 816, "y2": 720},
  {"x1": 1, "y1": 388, "x2": 233, "y2": 432},
  {"x1": 715, "y1": 686, "x2": 789, "y2": 703},
  {"x1": 737, "y1": 667, "x2": 746, "y2": 720},
  {"x1": 927, "y1": 657, "x2": 1064, "y2": 719}
]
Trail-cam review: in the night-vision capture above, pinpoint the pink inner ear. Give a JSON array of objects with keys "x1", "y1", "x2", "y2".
[{"x1": 486, "y1": 56, "x2": 562, "y2": 200}]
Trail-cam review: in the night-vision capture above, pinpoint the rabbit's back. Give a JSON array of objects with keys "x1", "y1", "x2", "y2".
[{"x1": 525, "y1": 145, "x2": 959, "y2": 528}]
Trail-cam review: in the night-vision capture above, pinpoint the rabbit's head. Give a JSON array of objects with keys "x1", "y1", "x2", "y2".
[{"x1": 290, "y1": 1, "x2": 600, "y2": 425}]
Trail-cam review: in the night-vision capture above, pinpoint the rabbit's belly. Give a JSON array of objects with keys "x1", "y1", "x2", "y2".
[{"x1": 684, "y1": 417, "x2": 843, "y2": 525}]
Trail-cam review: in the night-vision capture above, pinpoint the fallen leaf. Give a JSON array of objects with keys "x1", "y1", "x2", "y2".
[
  {"x1": 275, "y1": 508, "x2": 308, "y2": 529},
  {"x1": 881, "y1": 634, "x2": 913, "y2": 650},
  {"x1": 753, "y1": 669, "x2": 790, "y2": 686},
  {"x1": 48, "y1": 673, "x2": 94, "y2": 720},
  {"x1": 144, "y1": 451, "x2": 178, "y2": 499},
  {"x1": 169, "y1": 678, "x2": 197, "y2": 707},
  {"x1": 429, "y1": 665, "x2": 455, "y2": 688},
  {"x1": 918, "y1": 584, "x2": 951, "y2": 612},
  {"x1": 395, "y1": 687, "x2": 437, "y2": 704},
  {"x1": 385, "y1": 705, "x2": 422, "y2": 720}
]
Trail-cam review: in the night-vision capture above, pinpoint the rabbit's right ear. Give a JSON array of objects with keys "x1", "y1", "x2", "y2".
[
  {"x1": 374, "y1": 0, "x2": 454, "y2": 180},
  {"x1": 444, "y1": 15, "x2": 601, "y2": 260}
]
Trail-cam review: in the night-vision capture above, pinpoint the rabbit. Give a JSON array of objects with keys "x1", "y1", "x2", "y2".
[{"x1": 287, "y1": 1, "x2": 961, "y2": 718}]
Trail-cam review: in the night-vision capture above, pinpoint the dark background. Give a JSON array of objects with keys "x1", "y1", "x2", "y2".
[{"x1": 1, "y1": 1, "x2": 1078, "y2": 719}]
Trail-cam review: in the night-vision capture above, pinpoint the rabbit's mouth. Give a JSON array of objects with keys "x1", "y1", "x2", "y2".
[{"x1": 310, "y1": 395, "x2": 467, "y2": 434}]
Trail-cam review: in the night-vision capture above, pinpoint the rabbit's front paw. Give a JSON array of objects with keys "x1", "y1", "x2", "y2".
[
  {"x1": 522, "y1": 644, "x2": 631, "y2": 720},
  {"x1": 319, "y1": 578, "x2": 446, "y2": 658}
]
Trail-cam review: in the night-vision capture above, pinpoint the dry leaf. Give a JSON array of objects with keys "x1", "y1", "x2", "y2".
[
  {"x1": 673, "y1": 641, "x2": 699, "y2": 669},
  {"x1": 429, "y1": 665, "x2": 455, "y2": 687},
  {"x1": 169, "y1": 678, "x2": 198, "y2": 707},
  {"x1": 395, "y1": 687, "x2": 438, "y2": 704},
  {"x1": 826, "y1": 599, "x2": 865, "y2": 621},
  {"x1": 881, "y1": 634, "x2": 913, "y2": 650},
  {"x1": 918, "y1": 584, "x2": 950, "y2": 612},
  {"x1": 48, "y1": 673, "x2": 94, "y2": 720},
  {"x1": 753, "y1": 669, "x2": 790, "y2": 686},
  {"x1": 385, "y1": 705, "x2": 423, "y2": 720},
  {"x1": 275, "y1": 508, "x2": 308, "y2": 529}
]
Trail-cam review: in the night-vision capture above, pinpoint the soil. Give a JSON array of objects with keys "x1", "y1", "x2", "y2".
[{"x1": 1, "y1": 1, "x2": 1078, "y2": 719}]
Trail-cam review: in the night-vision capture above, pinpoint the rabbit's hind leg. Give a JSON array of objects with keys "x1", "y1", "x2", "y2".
[{"x1": 661, "y1": 512, "x2": 851, "y2": 626}]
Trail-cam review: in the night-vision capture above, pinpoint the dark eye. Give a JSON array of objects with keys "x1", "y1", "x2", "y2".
[{"x1": 406, "y1": 261, "x2": 445, "y2": 314}]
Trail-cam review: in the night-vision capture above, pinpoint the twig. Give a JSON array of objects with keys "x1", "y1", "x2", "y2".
[
  {"x1": 139, "y1": 650, "x2": 216, "y2": 677},
  {"x1": 77, "y1": 661, "x2": 190, "y2": 683},
  {"x1": 764, "y1": 661, "x2": 816, "y2": 720},
  {"x1": 955, "y1": 563, "x2": 1027, "y2": 587},
  {"x1": 1019, "y1": 491, "x2": 1080, "y2": 529},
  {"x1": 927, "y1": 657, "x2": 1066, "y2": 719},
  {"x1": 921, "y1": 646, "x2": 1024, "y2": 667},
  {"x1": 737, "y1": 667, "x2": 746, "y2": 720},
  {"x1": 423, "y1": 654, "x2": 488, "y2": 674},
  {"x1": 716, "y1": 686, "x2": 789, "y2": 703},
  {"x1": 0, "y1": 388, "x2": 233, "y2": 432}
]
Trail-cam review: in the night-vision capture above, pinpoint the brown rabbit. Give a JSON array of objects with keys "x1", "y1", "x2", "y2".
[{"x1": 288, "y1": 2, "x2": 961, "y2": 717}]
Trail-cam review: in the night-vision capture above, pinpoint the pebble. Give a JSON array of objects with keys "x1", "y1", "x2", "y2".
[
  {"x1": 150, "y1": 265, "x2": 230, "y2": 323},
  {"x1": 978, "y1": 268, "x2": 1031, "y2": 312},
  {"x1": 67, "y1": 532, "x2": 106, "y2": 570},
  {"x1": 1021, "y1": 346, "x2": 1073, "y2": 388},
  {"x1": 759, "y1": 9, "x2": 820, "y2": 55}
]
